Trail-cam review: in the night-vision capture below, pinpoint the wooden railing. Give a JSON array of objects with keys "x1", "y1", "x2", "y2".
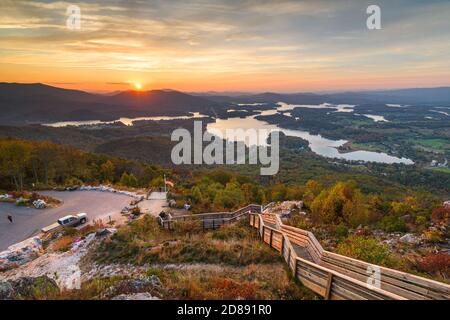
[
  {"x1": 250, "y1": 213, "x2": 450, "y2": 300},
  {"x1": 158, "y1": 203, "x2": 450, "y2": 299},
  {"x1": 159, "y1": 204, "x2": 262, "y2": 230}
]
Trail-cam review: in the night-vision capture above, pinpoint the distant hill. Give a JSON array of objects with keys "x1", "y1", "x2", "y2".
[
  {"x1": 0, "y1": 83, "x2": 222, "y2": 124},
  {"x1": 202, "y1": 87, "x2": 450, "y2": 105},
  {"x1": 1, "y1": 83, "x2": 449, "y2": 125}
]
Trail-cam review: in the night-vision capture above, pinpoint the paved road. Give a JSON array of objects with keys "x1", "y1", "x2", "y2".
[
  {"x1": 0, "y1": 190, "x2": 134, "y2": 251},
  {"x1": 140, "y1": 192, "x2": 168, "y2": 217}
]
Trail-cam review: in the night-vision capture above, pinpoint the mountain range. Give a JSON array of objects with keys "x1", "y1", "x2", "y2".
[{"x1": 0, "y1": 83, "x2": 449, "y2": 125}]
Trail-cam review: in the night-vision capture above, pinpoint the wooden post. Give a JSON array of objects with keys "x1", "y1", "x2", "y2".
[
  {"x1": 281, "y1": 236, "x2": 285, "y2": 255},
  {"x1": 212, "y1": 219, "x2": 215, "y2": 230},
  {"x1": 269, "y1": 229, "x2": 273, "y2": 248},
  {"x1": 287, "y1": 248, "x2": 291, "y2": 269},
  {"x1": 262, "y1": 225, "x2": 265, "y2": 242},
  {"x1": 325, "y1": 273, "x2": 334, "y2": 300}
]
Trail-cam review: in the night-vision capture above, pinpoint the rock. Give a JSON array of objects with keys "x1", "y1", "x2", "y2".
[
  {"x1": 0, "y1": 276, "x2": 59, "y2": 300},
  {"x1": 96, "y1": 228, "x2": 117, "y2": 237},
  {"x1": 0, "y1": 281, "x2": 14, "y2": 300},
  {"x1": 0, "y1": 236, "x2": 43, "y2": 271},
  {"x1": 112, "y1": 292, "x2": 160, "y2": 300},
  {"x1": 101, "y1": 275, "x2": 162, "y2": 299},
  {"x1": 400, "y1": 233, "x2": 420, "y2": 244}
]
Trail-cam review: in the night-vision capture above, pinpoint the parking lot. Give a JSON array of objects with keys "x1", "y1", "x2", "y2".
[{"x1": 0, "y1": 190, "x2": 133, "y2": 251}]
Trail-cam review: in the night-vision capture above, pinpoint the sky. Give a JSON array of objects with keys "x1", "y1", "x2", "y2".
[{"x1": 0, "y1": 0, "x2": 449, "y2": 93}]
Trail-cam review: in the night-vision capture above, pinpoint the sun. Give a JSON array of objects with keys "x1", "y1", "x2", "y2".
[{"x1": 133, "y1": 82, "x2": 142, "y2": 90}]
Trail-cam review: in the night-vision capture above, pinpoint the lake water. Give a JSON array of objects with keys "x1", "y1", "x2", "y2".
[
  {"x1": 44, "y1": 112, "x2": 207, "y2": 127},
  {"x1": 43, "y1": 101, "x2": 413, "y2": 164},
  {"x1": 207, "y1": 103, "x2": 413, "y2": 164}
]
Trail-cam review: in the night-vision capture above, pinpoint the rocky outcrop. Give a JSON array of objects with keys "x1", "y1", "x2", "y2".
[{"x1": 0, "y1": 276, "x2": 59, "y2": 300}]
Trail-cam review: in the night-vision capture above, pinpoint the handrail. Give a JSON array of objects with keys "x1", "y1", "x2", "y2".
[
  {"x1": 250, "y1": 212, "x2": 450, "y2": 300},
  {"x1": 159, "y1": 204, "x2": 261, "y2": 230},
  {"x1": 158, "y1": 203, "x2": 449, "y2": 299}
]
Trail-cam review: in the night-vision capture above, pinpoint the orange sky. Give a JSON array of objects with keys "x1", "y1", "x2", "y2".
[{"x1": 1, "y1": 0, "x2": 449, "y2": 93}]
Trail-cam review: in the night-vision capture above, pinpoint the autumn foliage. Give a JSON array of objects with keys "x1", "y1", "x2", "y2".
[{"x1": 417, "y1": 253, "x2": 450, "y2": 279}]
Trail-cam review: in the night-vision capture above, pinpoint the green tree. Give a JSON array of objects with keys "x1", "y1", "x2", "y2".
[
  {"x1": 0, "y1": 140, "x2": 31, "y2": 190},
  {"x1": 100, "y1": 160, "x2": 115, "y2": 183},
  {"x1": 336, "y1": 235, "x2": 391, "y2": 265},
  {"x1": 119, "y1": 172, "x2": 130, "y2": 186}
]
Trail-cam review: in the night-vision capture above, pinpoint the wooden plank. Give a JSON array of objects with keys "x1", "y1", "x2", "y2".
[
  {"x1": 296, "y1": 275, "x2": 327, "y2": 297},
  {"x1": 325, "y1": 273, "x2": 333, "y2": 300},
  {"x1": 320, "y1": 259, "x2": 435, "y2": 300},
  {"x1": 296, "y1": 257, "x2": 406, "y2": 300},
  {"x1": 323, "y1": 251, "x2": 450, "y2": 296}
]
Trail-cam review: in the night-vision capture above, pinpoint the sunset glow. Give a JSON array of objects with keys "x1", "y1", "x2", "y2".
[{"x1": 0, "y1": 0, "x2": 449, "y2": 93}]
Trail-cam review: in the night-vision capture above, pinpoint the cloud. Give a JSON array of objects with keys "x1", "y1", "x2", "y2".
[{"x1": 0, "y1": 0, "x2": 449, "y2": 91}]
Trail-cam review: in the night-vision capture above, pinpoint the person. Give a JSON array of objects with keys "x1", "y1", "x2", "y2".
[{"x1": 7, "y1": 215, "x2": 13, "y2": 223}]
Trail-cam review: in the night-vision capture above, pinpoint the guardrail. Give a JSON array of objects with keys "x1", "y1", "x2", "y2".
[
  {"x1": 158, "y1": 202, "x2": 450, "y2": 299},
  {"x1": 158, "y1": 204, "x2": 262, "y2": 230},
  {"x1": 250, "y1": 213, "x2": 450, "y2": 300}
]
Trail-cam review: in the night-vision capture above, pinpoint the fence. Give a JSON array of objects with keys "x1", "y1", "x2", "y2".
[
  {"x1": 158, "y1": 204, "x2": 261, "y2": 230},
  {"x1": 250, "y1": 212, "x2": 450, "y2": 300}
]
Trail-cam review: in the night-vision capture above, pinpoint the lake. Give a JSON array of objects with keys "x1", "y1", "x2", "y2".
[
  {"x1": 44, "y1": 112, "x2": 207, "y2": 127},
  {"x1": 207, "y1": 103, "x2": 413, "y2": 164},
  {"x1": 43, "y1": 102, "x2": 414, "y2": 164}
]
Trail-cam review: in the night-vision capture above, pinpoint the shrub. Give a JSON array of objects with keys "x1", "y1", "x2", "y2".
[
  {"x1": 378, "y1": 215, "x2": 407, "y2": 233},
  {"x1": 336, "y1": 235, "x2": 391, "y2": 265},
  {"x1": 431, "y1": 206, "x2": 450, "y2": 224},
  {"x1": 173, "y1": 219, "x2": 202, "y2": 238},
  {"x1": 211, "y1": 220, "x2": 249, "y2": 241},
  {"x1": 415, "y1": 215, "x2": 427, "y2": 226},
  {"x1": 52, "y1": 235, "x2": 76, "y2": 252},
  {"x1": 417, "y1": 253, "x2": 450, "y2": 279},
  {"x1": 334, "y1": 223, "x2": 349, "y2": 238},
  {"x1": 422, "y1": 230, "x2": 444, "y2": 243}
]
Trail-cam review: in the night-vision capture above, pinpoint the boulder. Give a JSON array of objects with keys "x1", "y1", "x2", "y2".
[
  {"x1": 0, "y1": 281, "x2": 14, "y2": 300},
  {"x1": 0, "y1": 276, "x2": 59, "y2": 300},
  {"x1": 112, "y1": 292, "x2": 160, "y2": 300},
  {"x1": 399, "y1": 233, "x2": 420, "y2": 244}
]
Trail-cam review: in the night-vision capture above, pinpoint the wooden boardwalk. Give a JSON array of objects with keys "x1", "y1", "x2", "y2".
[
  {"x1": 251, "y1": 212, "x2": 450, "y2": 300},
  {"x1": 159, "y1": 204, "x2": 450, "y2": 300}
]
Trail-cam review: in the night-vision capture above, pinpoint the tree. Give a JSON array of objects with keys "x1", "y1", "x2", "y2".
[
  {"x1": 310, "y1": 181, "x2": 369, "y2": 226},
  {"x1": 119, "y1": 172, "x2": 130, "y2": 186},
  {"x1": 0, "y1": 140, "x2": 31, "y2": 190},
  {"x1": 337, "y1": 235, "x2": 391, "y2": 265},
  {"x1": 190, "y1": 186, "x2": 203, "y2": 204},
  {"x1": 100, "y1": 160, "x2": 115, "y2": 183},
  {"x1": 303, "y1": 179, "x2": 322, "y2": 208},
  {"x1": 149, "y1": 176, "x2": 164, "y2": 189}
]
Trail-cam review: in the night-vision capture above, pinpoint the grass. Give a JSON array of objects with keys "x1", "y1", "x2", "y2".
[
  {"x1": 431, "y1": 167, "x2": 450, "y2": 174},
  {"x1": 415, "y1": 138, "x2": 450, "y2": 150},
  {"x1": 94, "y1": 216, "x2": 280, "y2": 266},
  {"x1": 54, "y1": 264, "x2": 318, "y2": 300},
  {"x1": 59, "y1": 216, "x2": 319, "y2": 300},
  {"x1": 155, "y1": 264, "x2": 318, "y2": 300}
]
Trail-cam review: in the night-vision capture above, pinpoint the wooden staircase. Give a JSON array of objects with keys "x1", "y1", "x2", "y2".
[
  {"x1": 158, "y1": 204, "x2": 450, "y2": 300},
  {"x1": 251, "y1": 212, "x2": 450, "y2": 300}
]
